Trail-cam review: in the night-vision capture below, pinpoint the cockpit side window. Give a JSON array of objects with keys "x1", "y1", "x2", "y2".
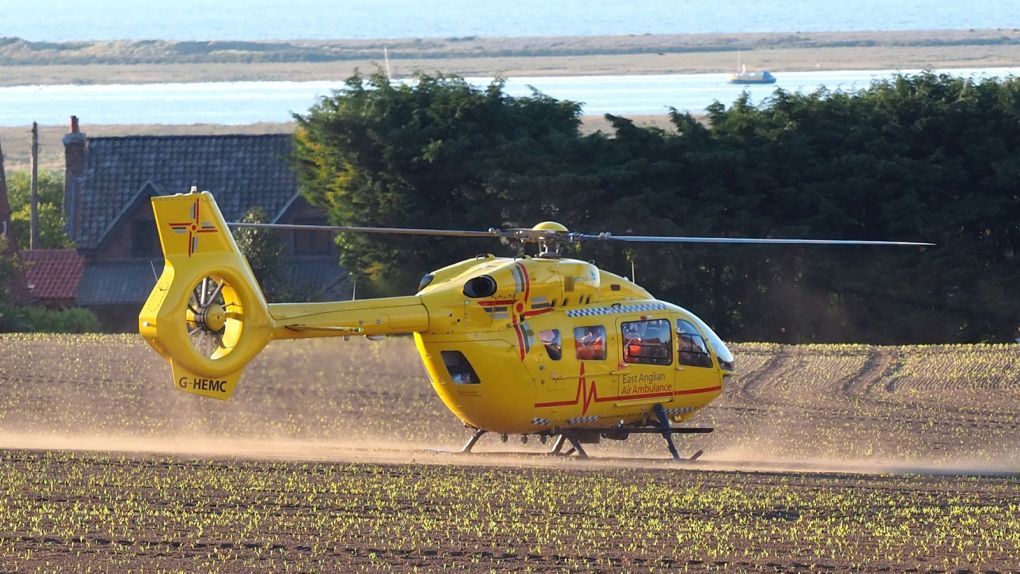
[
  {"x1": 676, "y1": 319, "x2": 714, "y2": 368},
  {"x1": 621, "y1": 319, "x2": 672, "y2": 366},
  {"x1": 573, "y1": 325, "x2": 607, "y2": 361},
  {"x1": 441, "y1": 350, "x2": 481, "y2": 384},
  {"x1": 540, "y1": 329, "x2": 562, "y2": 360}
]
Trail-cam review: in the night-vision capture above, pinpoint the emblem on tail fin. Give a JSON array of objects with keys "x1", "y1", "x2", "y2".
[{"x1": 167, "y1": 197, "x2": 220, "y2": 257}]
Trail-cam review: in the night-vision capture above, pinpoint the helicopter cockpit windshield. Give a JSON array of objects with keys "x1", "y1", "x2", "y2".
[{"x1": 679, "y1": 309, "x2": 735, "y2": 372}]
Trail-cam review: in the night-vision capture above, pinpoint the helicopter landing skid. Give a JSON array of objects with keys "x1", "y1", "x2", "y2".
[
  {"x1": 429, "y1": 423, "x2": 711, "y2": 461},
  {"x1": 548, "y1": 433, "x2": 589, "y2": 459}
]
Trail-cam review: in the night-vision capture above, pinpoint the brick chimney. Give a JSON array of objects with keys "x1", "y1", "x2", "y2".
[{"x1": 63, "y1": 115, "x2": 87, "y2": 240}]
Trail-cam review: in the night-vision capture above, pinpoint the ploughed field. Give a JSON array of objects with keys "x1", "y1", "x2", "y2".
[{"x1": 0, "y1": 334, "x2": 1017, "y2": 572}]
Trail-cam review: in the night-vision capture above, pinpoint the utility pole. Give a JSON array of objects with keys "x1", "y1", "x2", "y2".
[{"x1": 30, "y1": 121, "x2": 40, "y2": 250}]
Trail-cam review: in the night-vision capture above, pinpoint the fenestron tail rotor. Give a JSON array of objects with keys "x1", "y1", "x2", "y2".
[{"x1": 185, "y1": 275, "x2": 246, "y2": 361}]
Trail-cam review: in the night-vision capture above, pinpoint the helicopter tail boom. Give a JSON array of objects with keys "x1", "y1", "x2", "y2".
[{"x1": 139, "y1": 191, "x2": 432, "y2": 400}]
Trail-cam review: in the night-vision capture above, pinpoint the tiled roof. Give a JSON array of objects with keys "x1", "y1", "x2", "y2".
[
  {"x1": 76, "y1": 257, "x2": 347, "y2": 306},
  {"x1": 72, "y1": 134, "x2": 298, "y2": 249},
  {"x1": 22, "y1": 249, "x2": 86, "y2": 301},
  {"x1": 76, "y1": 260, "x2": 163, "y2": 306},
  {"x1": 280, "y1": 257, "x2": 350, "y2": 301}
]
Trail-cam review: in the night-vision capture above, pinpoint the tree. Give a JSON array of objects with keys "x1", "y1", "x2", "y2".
[
  {"x1": 291, "y1": 71, "x2": 1020, "y2": 343},
  {"x1": 233, "y1": 206, "x2": 286, "y2": 300},
  {"x1": 293, "y1": 71, "x2": 591, "y2": 295},
  {"x1": 0, "y1": 236, "x2": 22, "y2": 330},
  {"x1": 4, "y1": 170, "x2": 72, "y2": 249}
]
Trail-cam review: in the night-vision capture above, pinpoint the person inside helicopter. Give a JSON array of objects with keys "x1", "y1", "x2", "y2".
[
  {"x1": 574, "y1": 325, "x2": 606, "y2": 360},
  {"x1": 540, "y1": 329, "x2": 562, "y2": 360}
]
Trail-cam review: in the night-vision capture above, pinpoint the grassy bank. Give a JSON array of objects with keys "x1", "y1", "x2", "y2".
[{"x1": 1, "y1": 29, "x2": 1019, "y2": 86}]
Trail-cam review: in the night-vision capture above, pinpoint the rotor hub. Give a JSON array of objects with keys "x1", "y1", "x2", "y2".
[{"x1": 197, "y1": 303, "x2": 227, "y2": 332}]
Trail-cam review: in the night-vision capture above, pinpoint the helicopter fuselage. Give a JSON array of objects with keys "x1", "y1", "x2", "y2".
[
  {"x1": 408, "y1": 255, "x2": 732, "y2": 434},
  {"x1": 255, "y1": 254, "x2": 731, "y2": 435}
]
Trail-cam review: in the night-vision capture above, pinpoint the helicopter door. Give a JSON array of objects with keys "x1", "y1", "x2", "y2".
[
  {"x1": 675, "y1": 318, "x2": 719, "y2": 394},
  {"x1": 617, "y1": 318, "x2": 675, "y2": 406},
  {"x1": 534, "y1": 324, "x2": 618, "y2": 421}
]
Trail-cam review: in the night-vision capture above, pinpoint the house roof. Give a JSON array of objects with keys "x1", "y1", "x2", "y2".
[
  {"x1": 280, "y1": 256, "x2": 351, "y2": 300},
  {"x1": 76, "y1": 260, "x2": 163, "y2": 306},
  {"x1": 76, "y1": 256, "x2": 347, "y2": 307},
  {"x1": 22, "y1": 249, "x2": 86, "y2": 301},
  {"x1": 72, "y1": 134, "x2": 298, "y2": 250}
]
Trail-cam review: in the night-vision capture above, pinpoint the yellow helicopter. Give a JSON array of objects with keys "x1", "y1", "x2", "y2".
[{"x1": 139, "y1": 190, "x2": 931, "y2": 460}]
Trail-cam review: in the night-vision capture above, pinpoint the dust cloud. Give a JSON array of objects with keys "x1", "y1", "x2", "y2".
[{"x1": 0, "y1": 335, "x2": 1017, "y2": 476}]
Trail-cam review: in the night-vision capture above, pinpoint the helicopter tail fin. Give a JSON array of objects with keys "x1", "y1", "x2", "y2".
[{"x1": 138, "y1": 191, "x2": 272, "y2": 400}]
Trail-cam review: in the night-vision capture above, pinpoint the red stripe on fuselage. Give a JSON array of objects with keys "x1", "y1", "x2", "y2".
[
  {"x1": 512, "y1": 314, "x2": 526, "y2": 360},
  {"x1": 534, "y1": 377, "x2": 721, "y2": 412},
  {"x1": 479, "y1": 299, "x2": 516, "y2": 307},
  {"x1": 674, "y1": 385, "x2": 723, "y2": 396},
  {"x1": 517, "y1": 262, "x2": 530, "y2": 302}
]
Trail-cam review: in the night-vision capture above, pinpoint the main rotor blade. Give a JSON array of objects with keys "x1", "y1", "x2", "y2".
[
  {"x1": 229, "y1": 222, "x2": 502, "y2": 239},
  {"x1": 575, "y1": 234, "x2": 934, "y2": 246},
  {"x1": 230, "y1": 222, "x2": 933, "y2": 246}
]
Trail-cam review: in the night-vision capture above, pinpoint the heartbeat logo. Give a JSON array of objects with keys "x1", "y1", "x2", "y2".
[
  {"x1": 534, "y1": 363, "x2": 721, "y2": 416},
  {"x1": 578, "y1": 363, "x2": 599, "y2": 414},
  {"x1": 535, "y1": 363, "x2": 605, "y2": 415},
  {"x1": 168, "y1": 198, "x2": 218, "y2": 257}
]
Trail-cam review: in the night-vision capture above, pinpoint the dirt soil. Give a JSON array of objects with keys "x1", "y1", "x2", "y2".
[{"x1": 0, "y1": 335, "x2": 1017, "y2": 571}]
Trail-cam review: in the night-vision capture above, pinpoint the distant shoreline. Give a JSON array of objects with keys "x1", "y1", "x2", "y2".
[
  {"x1": 1, "y1": 29, "x2": 1019, "y2": 86},
  {"x1": 2, "y1": 29, "x2": 1018, "y2": 171}
]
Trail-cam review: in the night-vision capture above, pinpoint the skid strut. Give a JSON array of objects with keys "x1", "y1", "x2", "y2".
[
  {"x1": 549, "y1": 434, "x2": 566, "y2": 455},
  {"x1": 653, "y1": 404, "x2": 704, "y2": 462},
  {"x1": 559, "y1": 435, "x2": 589, "y2": 459},
  {"x1": 459, "y1": 429, "x2": 487, "y2": 453}
]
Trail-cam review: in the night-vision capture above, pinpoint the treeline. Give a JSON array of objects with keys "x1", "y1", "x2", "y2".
[{"x1": 294, "y1": 71, "x2": 1019, "y2": 344}]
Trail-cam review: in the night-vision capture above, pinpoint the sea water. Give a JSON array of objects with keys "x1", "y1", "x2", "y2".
[
  {"x1": 2, "y1": 0, "x2": 1018, "y2": 42},
  {"x1": 2, "y1": 68, "x2": 1017, "y2": 126}
]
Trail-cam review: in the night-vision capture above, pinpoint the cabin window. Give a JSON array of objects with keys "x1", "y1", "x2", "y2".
[
  {"x1": 573, "y1": 325, "x2": 607, "y2": 361},
  {"x1": 621, "y1": 319, "x2": 673, "y2": 366},
  {"x1": 441, "y1": 350, "x2": 481, "y2": 384},
  {"x1": 131, "y1": 220, "x2": 160, "y2": 257},
  {"x1": 540, "y1": 329, "x2": 561, "y2": 360},
  {"x1": 677, "y1": 319, "x2": 713, "y2": 368}
]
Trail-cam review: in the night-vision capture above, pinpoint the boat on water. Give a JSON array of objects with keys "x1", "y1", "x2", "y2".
[{"x1": 729, "y1": 65, "x2": 776, "y2": 85}]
